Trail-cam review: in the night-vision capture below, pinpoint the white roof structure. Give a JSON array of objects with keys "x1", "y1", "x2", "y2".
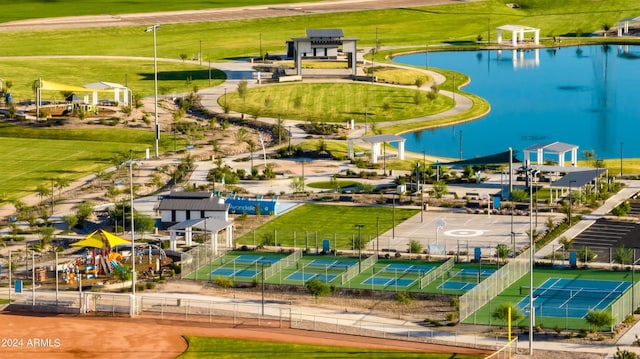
[
  {"x1": 348, "y1": 134, "x2": 406, "y2": 165},
  {"x1": 496, "y1": 24, "x2": 540, "y2": 46},
  {"x1": 523, "y1": 142, "x2": 579, "y2": 167},
  {"x1": 617, "y1": 16, "x2": 640, "y2": 36},
  {"x1": 83, "y1": 81, "x2": 130, "y2": 105}
]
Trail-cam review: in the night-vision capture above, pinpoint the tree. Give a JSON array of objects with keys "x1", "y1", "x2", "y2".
[
  {"x1": 578, "y1": 246, "x2": 596, "y2": 263},
  {"x1": 38, "y1": 225, "x2": 55, "y2": 248},
  {"x1": 585, "y1": 309, "x2": 612, "y2": 333},
  {"x1": 134, "y1": 212, "x2": 156, "y2": 238},
  {"x1": 582, "y1": 149, "x2": 595, "y2": 167},
  {"x1": 492, "y1": 302, "x2": 523, "y2": 328},
  {"x1": 246, "y1": 139, "x2": 257, "y2": 170},
  {"x1": 237, "y1": 80, "x2": 248, "y2": 100},
  {"x1": 65, "y1": 214, "x2": 78, "y2": 231},
  {"x1": 614, "y1": 245, "x2": 633, "y2": 266},
  {"x1": 290, "y1": 176, "x2": 304, "y2": 193},
  {"x1": 614, "y1": 347, "x2": 637, "y2": 359},
  {"x1": 415, "y1": 76, "x2": 425, "y2": 88},
  {"x1": 413, "y1": 92, "x2": 424, "y2": 106},
  {"x1": 510, "y1": 188, "x2": 528, "y2": 202},
  {"x1": 54, "y1": 177, "x2": 71, "y2": 197},
  {"x1": 35, "y1": 183, "x2": 50, "y2": 205},
  {"x1": 132, "y1": 93, "x2": 143, "y2": 109},
  {"x1": 305, "y1": 278, "x2": 333, "y2": 302},
  {"x1": 75, "y1": 201, "x2": 95, "y2": 222},
  {"x1": 496, "y1": 243, "x2": 512, "y2": 265},
  {"x1": 408, "y1": 240, "x2": 423, "y2": 255},
  {"x1": 234, "y1": 127, "x2": 249, "y2": 145},
  {"x1": 432, "y1": 181, "x2": 448, "y2": 198}
]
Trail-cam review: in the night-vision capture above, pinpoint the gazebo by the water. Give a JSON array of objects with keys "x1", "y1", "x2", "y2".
[
  {"x1": 496, "y1": 25, "x2": 540, "y2": 46},
  {"x1": 617, "y1": 16, "x2": 640, "y2": 36},
  {"x1": 523, "y1": 142, "x2": 578, "y2": 167},
  {"x1": 348, "y1": 134, "x2": 405, "y2": 165}
]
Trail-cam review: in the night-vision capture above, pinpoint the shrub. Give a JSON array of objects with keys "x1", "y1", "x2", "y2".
[
  {"x1": 395, "y1": 291, "x2": 414, "y2": 304},
  {"x1": 214, "y1": 276, "x2": 234, "y2": 288},
  {"x1": 145, "y1": 282, "x2": 156, "y2": 290}
]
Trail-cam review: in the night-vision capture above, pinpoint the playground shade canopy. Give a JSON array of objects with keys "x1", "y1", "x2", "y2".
[{"x1": 70, "y1": 229, "x2": 131, "y2": 249}]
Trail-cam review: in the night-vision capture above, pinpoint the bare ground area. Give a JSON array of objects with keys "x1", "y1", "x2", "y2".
[{"x1": 0, "y1": 311, "x2": 492, "y2": 359}]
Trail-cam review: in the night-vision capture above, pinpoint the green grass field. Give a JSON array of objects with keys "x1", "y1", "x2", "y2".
[
  {"x1": 235, "y1": 204, "x2": 419, "y2": 249},
  {"x1": 0, "y1": 122, "x2": 179, "y2": 201},
  {"x1": 1, "y1": 0, "x2": 313, "y2": 22},
  {"x1": 177, "y1": 336, "x2": 483, "y2": 359},
  {"x1": 1, "y1": 1, "x2": 638, "y2": 61},
  {"x1": 224, "y1": 83, "x2": 453, "y2": 123},
  {"x1": 0, "y1": 58, "x2": 225, "y2": 99}
]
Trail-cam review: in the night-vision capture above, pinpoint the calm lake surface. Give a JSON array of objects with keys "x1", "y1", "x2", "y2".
[{"x1": 393, "y1": 45, "x2": 640, "y2": 160}]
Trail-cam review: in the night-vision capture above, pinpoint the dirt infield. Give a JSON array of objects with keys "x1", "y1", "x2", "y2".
[{"x1": 0, "y1": 311, "x2": 491, "y2": 359}]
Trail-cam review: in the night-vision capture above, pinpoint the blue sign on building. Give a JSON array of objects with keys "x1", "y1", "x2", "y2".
[{"x1": 226, "y1": 196, "x2": 278, "y2": 215}]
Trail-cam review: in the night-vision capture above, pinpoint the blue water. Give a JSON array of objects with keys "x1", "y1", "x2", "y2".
[{"x1": 393, "y1": 45, "x2": 640, "y2": 160}]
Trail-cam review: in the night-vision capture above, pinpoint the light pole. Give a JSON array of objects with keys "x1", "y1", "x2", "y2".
[
  {"x1": 145, "y1": 24, "x2": 160, "y2": 159},
  {"x1": 528, "y1": 168, "x2": 534, "y2": 356},
  {"x1": 129, "y1": 149, "x2": 136, "y2": 316},
  {"x1": 355, "y1": 224, "x2": 364, "y2": 272}
]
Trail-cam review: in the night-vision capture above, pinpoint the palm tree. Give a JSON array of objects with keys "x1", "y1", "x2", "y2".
[
  {"x1": 54, "y1": 177, "x2": 71, "y2": 197},
  {"x1": 35, "y1": 183, "x2": 50, "y2": 205},
  {"x1": 246, "y1": 139, "x2": 257, "y2": 170}
]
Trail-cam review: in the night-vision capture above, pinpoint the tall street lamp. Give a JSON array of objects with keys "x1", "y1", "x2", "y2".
[
  {"x1": 145, "y1": 24, "x2": 160, "y2": 159},
  {"x1": 527, "y1": 168, "x2": 535, "y2": 356},
  {"x1": 129, "y1": 150, "x2": 137, "y2": 317}
]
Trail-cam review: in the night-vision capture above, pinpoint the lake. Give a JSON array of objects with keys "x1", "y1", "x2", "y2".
[{"x1": 392, "y1": 45, "x2": 640, "y2": 160}]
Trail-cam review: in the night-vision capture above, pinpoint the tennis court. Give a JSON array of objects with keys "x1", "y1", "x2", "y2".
[
  {"x1": 284, "y1": 258, "x2": 356, "y2": 283},
  {"x1": 517, "y1": 278, "x2": 631, "y2": 318},
  {"x1": 360, "y1": 263, "x2": 433, "y2": 289},
  {"x1": 362, "y1": 276, "x2": 416, "y2": 288},
  {"x1": 437, "y1": 268, "x2": 496, "y2": 292},
  {"x1": 231, "y1": 255, "x2": 282, "y2": 265},
  {"x1": 210, "y1": 267, "x2": 259, "y2": 278},
  {"x1": 210, "y1": 255, "x2": 283, "y2": 279},
  {"x1": 381, "y1": 263, "x2": 434, "y2": 275}
]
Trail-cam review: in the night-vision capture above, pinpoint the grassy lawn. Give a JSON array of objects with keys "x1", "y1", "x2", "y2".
[
  {"x1": 1, "y1": 1, "x2": 638, "y2": 61},
  {"x1": 373, "y1": 67, "x2": 431, "y2": 86},
  {"x1": 0, "y1": 123, "x2": 179, "y2": 201},
  {"x1": 223, "y1": 83, "x2": 453, "y2": 123},
  {"x1": 1, "y1": 0, "x2": 313, "y2": 22},
  {"x1": 235, "y1": 204, "x2": 419, "y2": 249},
  {"x1": 177, "y1": 336, "x2": 483, "y2": 359},
  {"x1": 0, "y1": 59, "x2": 225, "y2": 99}
]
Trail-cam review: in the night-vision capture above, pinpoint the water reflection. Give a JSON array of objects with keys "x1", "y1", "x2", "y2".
[{"x1": 392, "y1": 45, "x2": 640, "y2": 159}]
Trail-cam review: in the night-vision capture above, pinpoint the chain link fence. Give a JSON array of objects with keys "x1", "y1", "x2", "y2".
[{"x1": 459, "y1": 248, "x2": 531, "y2": 321}]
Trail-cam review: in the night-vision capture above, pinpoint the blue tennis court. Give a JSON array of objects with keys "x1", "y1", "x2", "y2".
[
  {"x1": 382, "y1": 263, "x2": 433, "y2": 274},
  {"x1": 455, "y1": 268, "x2": 496, "y2": 277},
  {"x1": 517, "y1": 278, "x2": 631, "y2": 318},
  {"x1": 232, "y1": 255, "x2": 281, "y2": 265},
  {"x1": 438, "y1": 281, "x2": 477, "y2": 291},
  {"x1": 305, "y1": 259, "x2": 355, "y2": 269},
  {"x1": 211, "y1": 268, "x2": 259, "y2": 278},
  {"x1": 285, "y1": 271, "x2": 338, "y2": 283},
  {"x1": 362, "y1": 276, "x2": 416, "y2": 288}
]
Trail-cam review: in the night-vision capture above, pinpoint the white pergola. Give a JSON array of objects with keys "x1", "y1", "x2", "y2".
[
  {"x1": 167, "y1": 217, "x2": 233, "y2": 254},
  {"x1": 617, "y1": 16, "x2": 640, "y2": 36},
  {"x1": 523, "y1": 142, "x2": 578, "y2": 167},
  {"x1": 348, "y1": 134, "x2": 405, "y2": 164},
  {"x1": 496, "y1": 25, "x2": 540, "y2": 46},
  {"x1": 84, "y1": 82, "x2": 130, "y2": 105}
]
